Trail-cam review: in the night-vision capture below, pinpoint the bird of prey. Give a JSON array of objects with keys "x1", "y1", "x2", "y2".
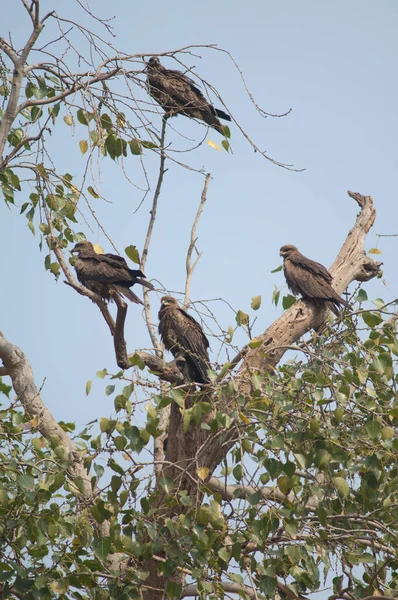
[
  {"x1": 280, "y1": 244, "x2": 348, "y2": 316},
  {"x1": 71, "y1": 241, "x2": 154, "y2": 305},
  {"x1": 158, "y1": 296, "x2": 210, "y2": 384},
  {"x1": 146, "y1": 56, "x2": 231, "y2": 135}
]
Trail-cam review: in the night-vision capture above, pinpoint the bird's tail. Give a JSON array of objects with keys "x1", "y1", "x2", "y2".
[
  {"x1": 325, "y1": 296, "x2": 349, "y2": 316},
  {"x1": 114, "y1": 285, "x2": 143, "y2": 305},
  {"x1": 215, "y1": 108, "x2": 231, "y2": 122},
  {"x1": 137, "y1": 278, "x2": 155, "y2": 291},
  {"x1": 128, "y1": 270, "x2": 155, "y2": 291}
]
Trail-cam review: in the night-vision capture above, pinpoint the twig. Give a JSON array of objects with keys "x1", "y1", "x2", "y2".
[{"x1": 183, "y1": 173, "x2": 210, "y2": 309}]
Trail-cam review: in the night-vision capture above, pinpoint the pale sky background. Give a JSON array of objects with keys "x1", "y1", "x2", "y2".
[{"x1": 1, "y1": 0, "x2": 397, "y2": 432}]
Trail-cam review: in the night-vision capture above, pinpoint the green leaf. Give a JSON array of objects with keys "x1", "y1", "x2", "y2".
[
  {"x1": 92, "y1": 537, "x2": 110, "y2": 561},
  {"x1": 236, "y1": 310, "x2": 249, "y2": 326},
  {"x1": 282, "y1": 294, "x2": 296, "y2": 309},
  {"x1": 218, "y1": 546, "x2": 231, "y2": 562},
  {"x1": 247, "y1": 490, "x2": 262, "y2": 505},
  {"x1": 105, "y1": 385, "x2": 115, "y2": 396},
  {"x1": 18, "y1": 474, "x2": 35, "y2": 490},
  {"x1": 356, "y1": 288, "x2": 368, "y2": 302},
  {"x1": 166, "y1": 582, "x2": 182, "y2": 599},
  {"x1": 333, "y1": 476, "x2": 349, "y2": 497},
  {"x1": 63, "y1": 115, "x2": 74, "y2": 126},
  {"x1": 271, "y1": 264, "x2": 283, "y2": 273},
  {"x1": 251, "y1": 295, "x2": 261, "y2": 310},
  {"x1": 362, "y1": 311, "x2": 383, "y2": 328},
  {"x1": 169, "y1": 388, "x2": 185, "y2": 408},
  {"x1": 85, "y1": 380, "x2": 92, "y2": 395},
  {"x1": 221, "y1": 125, "x2": 231, "y2": 139},
  {"x1": 272, "y1": 287, "x2": 280, "y2": 306},
  {"x1": 129, "y1": 139, "x2": 142, "y2": 155},
  {"x1": 221, "y1": 139, "x2": 230, "y2": 152},
  {"x1": 77, "y1": 108, "x2": 89, "y2": 125},
  {"x1": 125, "y1": 245, "x2": 140, "y2": 264}
]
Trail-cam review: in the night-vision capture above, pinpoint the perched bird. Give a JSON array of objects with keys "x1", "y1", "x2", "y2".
[
  {"x1": 146, "y1": 56, "x2": 231, "y2": 135},
  {"x1": 71, "y1": 241, "x2": 154, "y2": 305},
  {"x1": 280, "y1": 245, "x2": 348, "y2": 316},
  {"x1": 158, "y1": 296, "x2": 210, "y2": 384}
]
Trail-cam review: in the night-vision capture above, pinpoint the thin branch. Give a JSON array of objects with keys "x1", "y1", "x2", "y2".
[
  {"x1": 141, "y1": 116, "x2": 168, "y2": 354},
  {"x1": 183, "y1": 173, "x2": 210, "y2": 309},
  {"x1": 132, "y1": 352, "x2": 184, "y2": 385}
]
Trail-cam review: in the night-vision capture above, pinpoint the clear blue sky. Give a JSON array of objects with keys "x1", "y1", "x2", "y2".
[{"x1": 0, "y1": 0, "x2": 397, "y2": 430}]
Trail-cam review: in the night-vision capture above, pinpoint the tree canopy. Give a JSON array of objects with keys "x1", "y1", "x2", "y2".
[{"x1": 0, "y1": 2, "x2": 397, "y2": 600}]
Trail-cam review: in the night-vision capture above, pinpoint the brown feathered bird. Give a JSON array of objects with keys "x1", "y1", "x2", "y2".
[
  {"x1": 158, "y1": 296, "x2": 210, "y2": 384},
  {"x1": 71, "y1": 241, "x2": 154, "y2": 305},
  {"x1": 146, "y1": 57, "x2": 231, "y2": 135},
  {"x1": 280, "y1": 245, "x2": 348, "y2": 316}
]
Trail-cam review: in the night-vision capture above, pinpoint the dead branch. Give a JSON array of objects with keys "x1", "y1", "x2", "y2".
[
  {"x1": 183, "y1": 173, "x2": 210, "y2": 309},
  {"x1": 141, "y1": 116, "x2": 168, "y2": 354}
]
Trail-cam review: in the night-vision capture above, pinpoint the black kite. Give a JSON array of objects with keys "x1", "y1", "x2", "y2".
[
  {"x1": 280, "y1": 244, "x2": 348, "y2": 316},
  {"x1": 71, "y1": 241, "x2": 154, "y2": 305},
  {"x1": 146, "y1": 57, "x2": 231, "y2": 135},
  {"x1": 158, "y1": 296, "x2": 210, "y2": 384}
]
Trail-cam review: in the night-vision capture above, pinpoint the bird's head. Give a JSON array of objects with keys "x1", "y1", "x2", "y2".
[
  {"x1": 71, "y1": 240, "x2": 95, "y2": 257},
  {"x1": 160, "y1": 295, "x2": 179, "y2": 308},
  {"x1": 146, "y1": 56, "x2": 162, "y2": 72},
  {"x1": 280, "y1": 244, "x2": 298, "y2": 258}
]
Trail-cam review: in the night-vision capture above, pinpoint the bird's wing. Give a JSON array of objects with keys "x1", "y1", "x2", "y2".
[
  {"x1": 150, "y1": 69, "x2": 209, "y2": 111},
  {"x1": 160, "y1": 307, "x2": 210, "y2": 382},
  {"x1": 76, "y1": 255, "x2": 130, "y2": 283},
  {"x1": 285, "y1": 259, "x2": 336, "y2": 300},
  {"x1": 292, "y1": 253, "x2": 333, "y2": 283}
]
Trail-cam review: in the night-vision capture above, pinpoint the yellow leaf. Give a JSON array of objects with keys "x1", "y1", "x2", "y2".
[
  {"x1": 92, "y1": 244, "x2": 104, "y2": 254},
  {"x1": 79, "y1": 140, "x2": 88, "y2": 154},
  {"x1": 197, "y1": 467, "x2": 210, "y2": 481},
  {"x1": 368, "y1": 248, "x2": 382, "y2": 255},
  {"x1": 239, "y1": 411, "x2": 250, "y2": 424},
  {"x1": 207, "y1": 139, "x2": 221, "y2": 151}
]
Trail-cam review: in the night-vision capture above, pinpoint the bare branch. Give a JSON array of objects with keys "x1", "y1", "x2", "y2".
[
  {"x1": 0, "y1": 38, "x2": 18, "y2": 65},
  {"x1": 141, "y1": 116, "x2": 168, "y2": 354},
  {"x1": 183, "y1": 173, "x2": 210, "y2": 309}
]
